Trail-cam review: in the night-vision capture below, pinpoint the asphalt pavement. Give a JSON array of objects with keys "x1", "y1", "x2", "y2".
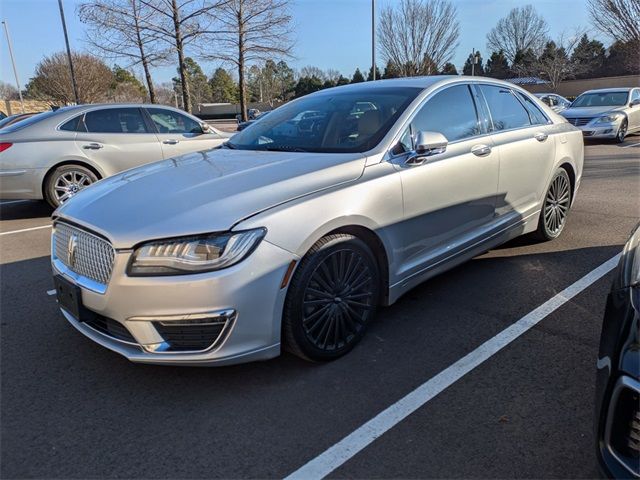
[{"x1": 1, "y1": 136, "x2": 639, "y2": 479}]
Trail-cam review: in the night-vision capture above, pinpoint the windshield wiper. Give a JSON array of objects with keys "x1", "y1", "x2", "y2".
[
  {"x1": 262, "y1": 145, "x2": 308, "y2": 152},
  {"x1": 221, "y1": 141, "x2": 237, "y2": 149}
]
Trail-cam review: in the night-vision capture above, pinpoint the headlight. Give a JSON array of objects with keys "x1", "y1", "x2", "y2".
[
  {"x1": 128, "y1": 228, "x2": 266, "y2": 275},
  {"x1": 596, "y1": 112, "x2": 624, "y2": 123}
]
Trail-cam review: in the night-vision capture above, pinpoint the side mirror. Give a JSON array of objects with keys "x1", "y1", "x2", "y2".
[
  {"x1": 630, "y1": 99, "x2": 640, "y2": 107},
  {"x1": 406, "y1": 131, "x2": 448, "y2": 165},
  {"x1": 200, "y1": 122, "x2": 212, "y2": 134}
]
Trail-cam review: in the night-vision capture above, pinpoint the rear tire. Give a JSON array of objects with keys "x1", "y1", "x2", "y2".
[
  {"x1": 44, "y1": 164, "x2": 98, "y2": 208},
  {"x1": 283, "y1": 234, "x2": 380, "y2": 361},
  {"x1": 534, "y1": 168, "x2": 571, "y2": 241}
]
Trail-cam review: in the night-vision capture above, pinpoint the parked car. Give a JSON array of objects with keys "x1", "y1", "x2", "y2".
[
  {"x1": 0, "y1": 104, "x2": 232, "y2": 207},
  {"x1": 51, "y1": 76, "x2": 583, "y2": 366},
  {"x1": 560, "y1": 87, "x2": 640, "y2": 143},
  {"x1": 534, "y1": 93, "x2": 572, "y2": 113},
  {"x1": 0, "y1": 112, "x2": 39, "y2": 129},
  {"x1": 595, "y1": 223, "x2": 640, "y2": 478},
  {"x1": 236, "y1": 110, "x2": 271, "y2": 131}
]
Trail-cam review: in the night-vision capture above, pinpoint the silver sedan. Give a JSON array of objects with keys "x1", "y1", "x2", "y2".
[
  {"x1": 51, "y1": 76, "x2": 584, "y2": 366},
  {"x1": 560, "y1": 87, "x2": 640, "y2": 143},
  {"x1": 0, "y1": 104, "x2": 232, "y2": 207}
]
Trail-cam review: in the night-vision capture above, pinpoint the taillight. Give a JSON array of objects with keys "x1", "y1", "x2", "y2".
[{"x1": 0, "y1": 143, "x2": 12, "y2": 153}]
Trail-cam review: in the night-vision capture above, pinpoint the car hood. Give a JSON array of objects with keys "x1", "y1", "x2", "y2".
[
  {"x1": 561, "y1": 106, "x2": 623, "y2": 118},
  {"x1": 55, "y1": 148, "x2": 366, "y2": 248}
]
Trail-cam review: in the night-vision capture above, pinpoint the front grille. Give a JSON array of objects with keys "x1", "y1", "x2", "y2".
[
  {"x1": 566, "y1": 117, "x2": 593, "y2": 127},
  {"x1": 84, "y1": 315, "x2": 136, "y2": 343},
  {"x1": 153, "y1": 322, "x2": 227, "y2": 352},
  {"x1": 53, "y1": 222, "x2": 115, "y2": 285},
  {"x1": 610, "y1": 387, "x2": 640, "y2": 473}
]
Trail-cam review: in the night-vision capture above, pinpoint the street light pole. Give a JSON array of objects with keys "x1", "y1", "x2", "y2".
[
  {"x1": 57, "y1": 0, "x2": 79, "y2": 104},
  {"x1": 1, "y1": 21, "x2": 25, "y2": 113},
  {"x1": 371, "y1": 0, "x2": 376, "y2": 80}
]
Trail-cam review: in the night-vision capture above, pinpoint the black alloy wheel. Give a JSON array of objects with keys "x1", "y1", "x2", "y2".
[{"x1": 283, "y1": 234, "x2": 380, "y2": 361}]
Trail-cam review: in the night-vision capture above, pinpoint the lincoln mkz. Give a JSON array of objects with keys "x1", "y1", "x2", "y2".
[{"x1": 50, "y1": 77, "x2": 584, "y2": 366}]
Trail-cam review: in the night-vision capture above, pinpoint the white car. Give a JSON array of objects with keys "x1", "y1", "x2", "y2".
[{"x1": 0, "y1": 104, "x2": 232, "y2": 207}]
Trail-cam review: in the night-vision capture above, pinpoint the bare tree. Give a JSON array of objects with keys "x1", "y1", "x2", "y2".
[
  {"x1": 0, "y1": 81, "x2": 19, "y2": 100},
  {"x1": 24, "y1": 52, "x2": 113, "y2": 103},
  {"x1": 486, "y1": 5, "x2": 549, "y2": 63},
  {"x1": 537, "y1": 31, "x2": 585, "y2": 90},
  {"x1": 300, "y1": 65, "x2": 327, "y2": 82},
  {"x1": 588, "y1": 0, "x2": 640, "y2": 43},
  {"x1": 139, "y1": 0, "x2": 222, "y2": 112},
  {"x1": 78, "y1": 0, "x2": 170, "y2": 103},
  {"x1": 378, "y1": 0, "x2": 460, "y2": 77},
  {"x1": 202, "y1": 0, "x2": 293, "y2": 121}
]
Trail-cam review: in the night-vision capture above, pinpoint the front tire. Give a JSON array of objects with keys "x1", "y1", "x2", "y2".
[
  {"x1": 283, "y1": 234, "x2": 380, "y2": 361},
  {"x1": 615, "y1": 119, "x2": 628, "y2": 144},
  {"x1": 44, "y1": 164, "x2": 98, "y2": 208},
  {"x1": 535, "y1": 168, "x2": 571, "y2": 241}
]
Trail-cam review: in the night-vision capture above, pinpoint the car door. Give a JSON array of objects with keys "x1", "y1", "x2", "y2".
[
  {"x1": 391, "y1": 83, "x2": 499, "y2": 279},
  {"x1": 476, "y1": 84, "x2": 555, "y2": 223},
  {"x1": 75, "y1": 107, "x2": 164, "y2": 176},
  {"x1": 628, "y1": 89, "x2": 640, "y2": 131},
  {"x1": 145, "y1": 107, "x2": 225, "y2": 158}
]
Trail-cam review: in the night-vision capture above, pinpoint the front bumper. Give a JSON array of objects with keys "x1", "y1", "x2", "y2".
[
  {"x1": 577, "y1": 121, "x2": 621, "y2": 139},
  {"x1": 53, "y1": 239, "x2": 296, "y2": 366}
]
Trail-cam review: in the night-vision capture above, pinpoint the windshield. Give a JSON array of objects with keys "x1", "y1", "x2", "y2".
[
  {"x1": 571, "y1": 91, "x2": 629, "y2": 108},
  {"x1": 228, "y1": 87, "x2": 422, "y2": 153}
]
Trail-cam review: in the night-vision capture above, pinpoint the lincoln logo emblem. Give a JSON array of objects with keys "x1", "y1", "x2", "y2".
[{"x1": 67, "y1": 233, "x2": 78, "y2": 266}]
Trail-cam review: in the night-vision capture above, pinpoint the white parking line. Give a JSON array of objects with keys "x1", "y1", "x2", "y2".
[
  {"x1": 0, "y1": 200, "x2": 31, "y2": 205},
  {"x1": 47, "y1": 289, "x2": 56, "y2": 296},
  {"x1": 621, "y1": 142, "x2": 640, "y2": 149},
  {"x1": 285, "y1": 254, "x2": 621, "y2": 480},
  {"x1": 0, "y1": 225, "x2": 51, "y2": 236}
]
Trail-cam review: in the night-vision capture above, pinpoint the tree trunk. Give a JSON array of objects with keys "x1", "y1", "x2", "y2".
[
  {"x1": 132, "y1": 0, "x2": 156, "y2": 103},
  {"x1": 172, "y1": 0, "x2": 191, "y2": 112},
  {"x1": 237, "y1": 4, "x2": 247, "y2": 121}
]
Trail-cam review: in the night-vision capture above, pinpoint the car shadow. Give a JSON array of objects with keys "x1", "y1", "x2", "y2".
[{"x1": 0, "y1": 201, "x2": 53, "y2": 221}]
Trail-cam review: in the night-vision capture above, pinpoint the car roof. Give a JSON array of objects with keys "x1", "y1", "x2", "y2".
[
  {"x1": 582, "y1": 87, "x2": 633, "y2": 94},
  {"x1": 306, "y1": 75, "x2": 532, "y2": 95}
]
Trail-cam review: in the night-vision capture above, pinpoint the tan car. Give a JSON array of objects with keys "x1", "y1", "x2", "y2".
[{"x1": 0, "y1": 104, "x2": 232, "y2": 207}]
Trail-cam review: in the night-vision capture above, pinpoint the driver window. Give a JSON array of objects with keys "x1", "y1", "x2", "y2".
[
  {"x1": 410, "y1": 84, "x2": 481, "y2": 142},
  {"x1": 147, "y1": 108, "x2": 202, "y2": 134}
]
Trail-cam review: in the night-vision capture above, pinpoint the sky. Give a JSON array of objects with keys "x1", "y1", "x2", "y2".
[{"x1": 0, "y1": 0, "x2": 594, "y2": 89}]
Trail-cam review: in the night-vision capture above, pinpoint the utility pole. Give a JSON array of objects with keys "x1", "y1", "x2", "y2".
[
  {"x1": 371, "y1": 0, "x2": 376, "y2": 80},
  {"x1": 57, "y1": 0, "x2": 80, "y2": 104},
  {"x1": 471, "y1": 48, "x2": 476, "y2": 76},
  {"x1": 1, "y1": 21, "x2": 24, "y2": 113}
]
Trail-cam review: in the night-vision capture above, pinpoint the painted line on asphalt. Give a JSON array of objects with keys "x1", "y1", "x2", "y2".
[
  {"x1": 621, "y1": 142, "x2": 640, "y2": 149},
  {"x1": 0, "y1": 225, "x2": 51, "y2": 236},
  {"x1": 47, "y1": 289, "x2": 56, "y2": 296},
  {"x1": 0, "y1": 200, "x2": 32, "y2": 205},
  {"x1": 285, "y1": 254, "x2": 621, "y2": 480}
]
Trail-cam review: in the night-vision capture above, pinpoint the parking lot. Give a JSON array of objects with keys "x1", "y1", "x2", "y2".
[{"x1": 0, "y1": 136, "x2": 638, "y2": 478}]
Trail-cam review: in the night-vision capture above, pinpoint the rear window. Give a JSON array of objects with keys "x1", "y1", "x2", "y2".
[
  {"x1": 84, "y1": 108, "x2": 149, "y2": 134},
  {"x1": 0, "y1": 110, "x2": 60, "y2": 134}
]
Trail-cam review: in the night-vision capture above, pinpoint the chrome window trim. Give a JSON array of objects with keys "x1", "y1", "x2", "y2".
[{"x1": 604, "y1": 375, "x2": 640, "y2": 478}]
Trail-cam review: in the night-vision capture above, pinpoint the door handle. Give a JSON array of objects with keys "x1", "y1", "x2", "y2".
[
  {"x1": 534, "y1": 132, "x2": 548, "y2": 142},
  {"x1": 471, "y1": 144, "x2": 491, "y2": 157},
  {"x1": 163, "y1": 139, "x2": 179, "y2": 145},
  {"x1": 83, "y1": 143, "x2": 103, "y2": 150}
]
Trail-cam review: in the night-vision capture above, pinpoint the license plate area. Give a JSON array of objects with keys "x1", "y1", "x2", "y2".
[{"x1": 54, "y1": 275, "x2": 84, "y2": 320}]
